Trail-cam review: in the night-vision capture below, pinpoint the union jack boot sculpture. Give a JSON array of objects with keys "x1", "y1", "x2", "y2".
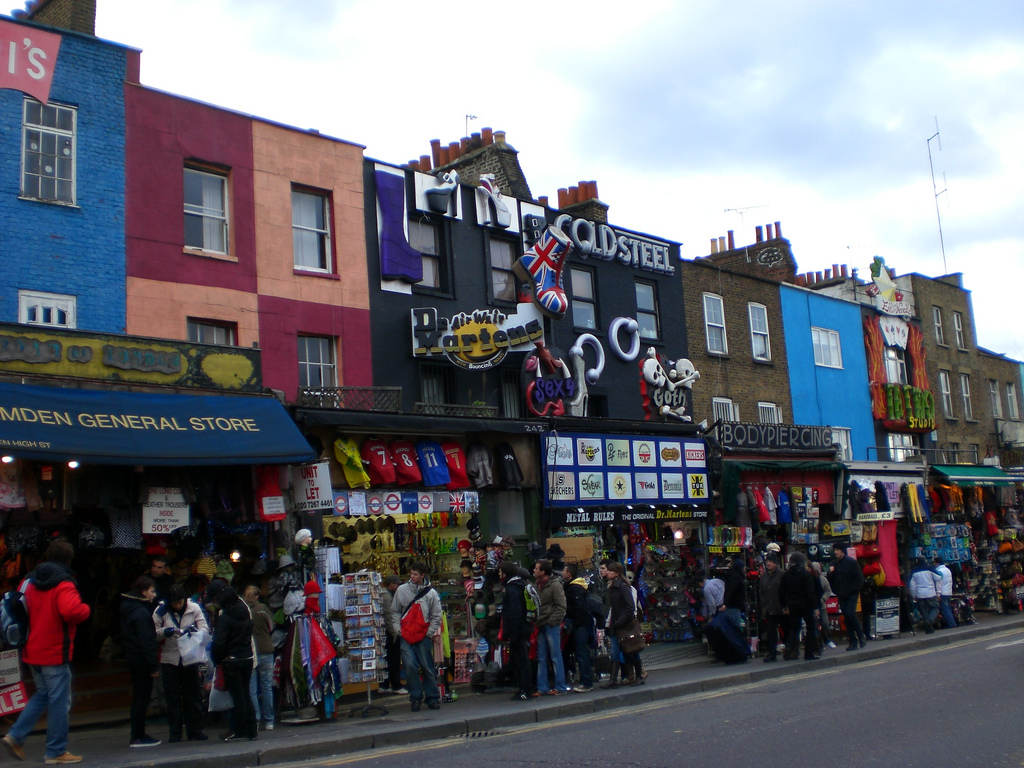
[{"x1": 513, "y1": 225, "x2": 573, "y2": 319}]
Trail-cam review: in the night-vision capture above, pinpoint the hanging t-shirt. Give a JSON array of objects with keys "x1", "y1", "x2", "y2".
[
  {"x1": 466, "y1": 442, "x2": 495, "y2": 489},
  {"x1": 333, "y1": 438, "x2": 371, "y2": 489},
  {"x1": 442, "y1": 441, "x2": 470, "y2": 490},
  {"x1": 495, "y1": 442, "x2": 524, "y2": 490},
  {"x1": 416, "y1": 440, "x2": 451, "y2": 487},
  {"x1": 361, "y1": 437, "x2": 396, "y2": 486},
  {"x1": 389, "y1": 440, "x2": 423, "y2": 485}
]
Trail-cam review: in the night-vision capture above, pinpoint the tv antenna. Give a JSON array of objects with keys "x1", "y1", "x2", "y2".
[
  {"x1": 927, "y1": 117, "x2": 948, "y2": 273},
  {"x1": 724, "y1": 204, "x2": 769, "y2": 224},
  {"x1": 465, "y1": 113, "x2": 478, "y2": 137}
]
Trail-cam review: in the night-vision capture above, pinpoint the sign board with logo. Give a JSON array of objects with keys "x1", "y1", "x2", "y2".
[
  {"x1": 291, "y1": 462, "x2": 334, "y2": 512},
  {"x1": 719, "y1": 423, "x2": 834, "y2": 453},
  {"x1": 0, "y1": 20, "x2": 61, "y2": 105},
  {"x1": 142, "y1": 487, "x2": 190, "y2": 534},
  {"x1": 410, "y1": 304, "x2": 544, "y2": 370},
  {"x1": 543, "y1": 432, "x2": 709, "y2": 508},
  {"x1": 549, "y1": 214, "x2": 675, "y2": 276}
]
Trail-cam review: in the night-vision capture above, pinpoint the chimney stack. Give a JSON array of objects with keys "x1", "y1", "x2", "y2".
[
  {"x1": 429, "y1": 139, "x2": 441, "y2": 168},
  {"x1": 774, "y1": 221, "x2": 782, "y2": 238},
  {"x1": 481, "y1": 127, "x2": 493, "y2": 145},
  {"x1": 557, "y1": 188, "x2": 569, "y2": 209},
  {"x1": 710, "y1": 238, "x2": 719, "y2": 254},
  {"x1": 727, "y1": 230, "x2": 735, "y2": 250},
  {"x1": 755, "y1": 225, "x2": 763, "y2": 243}
]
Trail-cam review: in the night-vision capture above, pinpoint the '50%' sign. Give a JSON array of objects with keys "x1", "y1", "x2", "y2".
[{"x1": 142, "y1": 487, "x2": 190, "y2": 534}]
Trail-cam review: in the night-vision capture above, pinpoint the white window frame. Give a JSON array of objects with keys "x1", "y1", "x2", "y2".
[
  {"x1": 184, "y1": 167, "x2": 229, "y2": 254},
  {"x1": 990, "y1": 380, "x2": 1003, "y2": 419},
  {"x1": 187, "y1": 319, "x2": 236, "y2": 346},
  {"x1": 959, "y1": 373, "x2": 973, "y2": 420},
  {"x1": 939, "y1": 370, "x2": 954, "y2": 418},
  {"x1": 570, "y1": 268, "x2": 597, "y2": 330},
  {"x1": 811, "y1": 327, "x2": 842, "y2": 368},
  {"x1": 1008, "y1": 383, "x2": 1019, "y2": 420},
  {"x1": 489, "y1": 237, "x2": 517, "y2": 303},
  {"x1": 21, "y1": 98, "x2": 77, "y2": 205},
  {"x1": 748, "y1": 303, "x2": 771, "y2": 361},
  {"x1": 884, "y1": 347, "x2": 908, "y2": 385},
  {"x1": 757, "y1": 402, "x2": 782, "y2": 424},
  {"x1": 932, "y1": 306, "x2": 946, "y2": 345},
  {"x1": 635, "y1": 281, "x2": 660, "y2": 340},
  {"x1": 292, "y1": 188, "x2": 332, "y2": 271},
  {"x1": 712, "y1": 397, "x2": 739, "y2": 423},
  {"x1": 830, "y1": 427, "x2": 852, "y2": 461},
  {"x1": 298, "y1": 335, "x2": 337, "y2": 389},
  {"x1": 953, "y1": 311, "x2": 966, "y2": 349},
  {"x1": 18, "y1": 290, "x2": 76, "y2": 328},
  {"x1": 887, "y1": 433, "x2": 919, "y2": 462},
  {"x1": 703, "y1": 293, "x2": 727, "y2": 354}
]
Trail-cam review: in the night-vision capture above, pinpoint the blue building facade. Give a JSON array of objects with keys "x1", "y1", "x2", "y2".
[
  {"x1": 780, "y1": 284, "x2": 876, "y2": 461},
  {"x1": 0, "y1": 17, "x2": 131, "y2": 333}
]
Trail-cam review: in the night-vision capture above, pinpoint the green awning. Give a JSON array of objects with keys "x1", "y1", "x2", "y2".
[{"x1": 930, "y1": 465, "x2": 1014, "y2": 486}]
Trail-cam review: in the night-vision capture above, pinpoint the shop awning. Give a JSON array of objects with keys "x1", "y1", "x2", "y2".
[
  {"x1": 0, "y1": 381, "x2": 316, "y2": 466},
  {"x1": 930, "y1": 464, "x2": 1015, "y2": 487}
]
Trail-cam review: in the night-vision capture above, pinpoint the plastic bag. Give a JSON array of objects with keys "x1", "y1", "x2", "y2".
[
  {"x1": 208, "y1": 684, "x2": 233, "y2": 712},
  {"x1": 178, "y1": 628, "x2": 210, "y2": 666}
]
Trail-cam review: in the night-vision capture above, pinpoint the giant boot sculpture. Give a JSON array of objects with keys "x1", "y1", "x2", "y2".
[{"x1": 513, "y1": 225, "x2": 573, "y2": 319}]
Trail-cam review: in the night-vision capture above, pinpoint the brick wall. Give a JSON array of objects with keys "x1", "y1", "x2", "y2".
[
  {"x1": 0, "y1": 25, "x2": 127, "y2": 332},
  {"x1": 436, "y1": 139, "x2": 533, "y2": 201},
  {"x1": 680, "y1": 259, "x2": 792, "y2": 425},
  {"x1": 23, "y1": 0, "x2": 95, "y2": 35},
  {"x1": 696, "y1": 236, "x2": 798, "y2": 283}
]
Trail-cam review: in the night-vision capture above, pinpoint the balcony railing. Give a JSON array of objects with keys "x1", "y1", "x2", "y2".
[
  {"x1": 298, "y1": 386, "x2": 402, "y2": 412},
  {"x1": 413, "y1": 402, "x2": 499, "y2": 418}
]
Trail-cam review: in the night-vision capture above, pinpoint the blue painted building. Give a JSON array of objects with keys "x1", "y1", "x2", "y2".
[
  {"x1": 780, "y1": 284, "x2": 876, "y2": 461},
  {"x1": 0, "y1": 14, "x2": 134, "y2": 333}
]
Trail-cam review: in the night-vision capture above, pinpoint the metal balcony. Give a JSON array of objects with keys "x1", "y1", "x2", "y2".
[{"x1": 298, "y1": 386, "x2": 402, "y2": 412}]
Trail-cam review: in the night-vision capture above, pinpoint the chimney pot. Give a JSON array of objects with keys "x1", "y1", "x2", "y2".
[
  {"x1": 766, "y1": 223, "x2": 774, "y2": 239},
  {"x1": 832, "y1": 264, "x2": 840, "y2": 279},
  {"x1": 494, "y1": 130, "x2": 506, "y2": 144},
  {"x1": 439, "y1": 146, "x2": 451, "y2": 165},
  {"x1": 538, "y1": 195, "x2": 549, "y2": 207},
  {"x1": 774, "y1": 221, "x2": 782, "y2": 238},
  {"x1": 710, "y1": 238, "x2": 719, "y2": 254},
  {"x1": 841, "y1": 264, "x2": 849, "y2": 278},
  {"x1": 470, "y1": 132, "x2": 482, "y2": 150},
  {"x1": 567, "y1": 186, "x2": 580, "y2": 205},
  {"x1": 557, "y1": 188, "x2": 569, "y2": 209},
  {"x1": 727, "y1": 230, "x2": 735, "y2": 250},
  {"x1": 590, "y1": 180, "x2": 599, "y2": 200},
  {"x1": 718, "y1": 236, "x2": 726, "y2": 251},
  {"x1": 408, "y1": 160, "x2": 419, "y2": 171},
  {"x1": 824, "y1": 269, "x2": 832, "y2": 280},
  {"x1": 419, "y1": 154, "x2": 432, "y2": 171},
  {"x1": 815, "y1": 271, "x2": 824, "y2": 283},
  {"x1": 429, "y1": 139, "x2": 442, "y2": 168},
  {"x1": 796, "y1": 274, "x2": 807, "y2": 287},
  {"x1": 448, "y1": 141, "x2": 461, "y2": 160},
  {"x1": 755, "y1": 225, "x2": 763, "y2": 243},
  {"x1": 460, "y1": 137, "x2": 470, "y2": 153},
  {"x1": 481, "y1": 127, "x2": 493, "y2": 145}
]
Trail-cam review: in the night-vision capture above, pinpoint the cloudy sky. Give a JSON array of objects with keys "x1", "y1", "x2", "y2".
[{"x1": 88, "y1": 1, "x2": 1022, "y2": 357}]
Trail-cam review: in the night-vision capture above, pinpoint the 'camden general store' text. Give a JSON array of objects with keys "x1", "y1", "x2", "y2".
[{"x1": 0, "y1": 407, "x2": 259, "y2": 432}]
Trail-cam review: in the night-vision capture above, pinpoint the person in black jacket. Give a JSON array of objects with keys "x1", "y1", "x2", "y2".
[
  {"x1": 778, "y1": 552, "x2": 820, "y2": 661},
  {"x1": 722, "y1": 557, "x2": 747, "y2": 631},
  {"x1": 120, "y1": 576, "x2": 162, "y2": 748},
  {"x1": 828, "y1": 547, "x2": 867, "y2": 651},
  {"x1": 205, "y1": 580, "x2": 256, "y2": 742},
  {"x1": 604, "y1": 561, "x2": 642, "y2": 688},
  {"x1": 562, "y1": 563, "x2": 595, "y2": 692},
  {"x1": 499, "y1": 560, "x2": 532, "y2": 701}
]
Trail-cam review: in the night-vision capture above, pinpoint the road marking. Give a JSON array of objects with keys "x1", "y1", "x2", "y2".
[{"x1": 986, "y1": 637, "x2": 1024, "y2": 649}]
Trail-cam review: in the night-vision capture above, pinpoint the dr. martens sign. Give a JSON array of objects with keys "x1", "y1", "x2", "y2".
[{"x1": 410, "y1": 304, "x2": 543, "y2": 370}]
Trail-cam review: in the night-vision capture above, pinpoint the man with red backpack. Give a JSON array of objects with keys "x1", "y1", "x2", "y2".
[{"x1": 393, "y1": 562, "x2": 442, "y2": 711}]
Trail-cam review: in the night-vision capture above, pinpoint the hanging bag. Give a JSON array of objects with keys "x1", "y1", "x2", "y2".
[
  {"x1": 400, "y1": 586, "x2": 433, "y2": 644},
  {"x1": 616, "y1": 617, "x2": 647, "y2": 654},
  {"x1": 177, "y1": 628, "x2": 210, "y2": 666}
]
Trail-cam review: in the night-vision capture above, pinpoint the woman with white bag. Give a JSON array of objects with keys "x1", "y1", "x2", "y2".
[{"x1": 154, "y1": 583, "x2": 210, "y2": 742}]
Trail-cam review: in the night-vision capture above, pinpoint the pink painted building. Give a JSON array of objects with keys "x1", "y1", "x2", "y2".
[{"x1": 124, "y1": 85, "x2": 372, "y2": 400}]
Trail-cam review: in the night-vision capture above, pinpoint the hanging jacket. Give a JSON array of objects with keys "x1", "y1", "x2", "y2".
[{"x1": 777, "y1": 490, "x2": 792, "y2": 524}]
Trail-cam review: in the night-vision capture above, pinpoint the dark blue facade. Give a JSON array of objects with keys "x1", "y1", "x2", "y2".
[
  {"x1": 780, "y1": 284, "x2": 875, "y2": 460},
  {"x1": 0, "y1": 19, "x2": 129, "y2": 332}
]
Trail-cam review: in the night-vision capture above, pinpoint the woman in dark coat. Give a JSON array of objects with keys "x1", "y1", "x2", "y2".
[
  {"x1": 120, "y1": 575, "x2": 163, "y2": 748},
  {"x1": 778, "y1": 552, "x2": 820, "y2": 661},
  {"x1": 604, "y1": 561, "x2": 643, "y2": 687}
]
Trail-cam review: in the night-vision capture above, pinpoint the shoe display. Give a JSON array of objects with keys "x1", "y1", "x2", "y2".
[
  {"x1": 512, "y1": 225, "x2": 573, "y2": 319},
  {"x1": 44, "y1": 754, "x2": 83, "y2": 765},
  {"x1": 2, "y1": 734, "x2": 26, "y2": 761},
  {"x1": 475, "y1": 174, "x2": 512, "y2": 228},
  {"x1": 425, "y1": 170, "x2": 459, "y2": 215},
  {"x1": 129, "y1": 736, "x2": 161, "y2": 748}
]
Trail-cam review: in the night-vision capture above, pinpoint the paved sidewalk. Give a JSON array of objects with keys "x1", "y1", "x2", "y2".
[{"x1": 20, "y1": 612, "x2": 1024, "y2": 768}]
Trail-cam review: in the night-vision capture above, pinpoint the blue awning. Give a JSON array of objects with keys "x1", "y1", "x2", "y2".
[{"x1": 0, "y1": 381, "x2": 316, "y2": 466}]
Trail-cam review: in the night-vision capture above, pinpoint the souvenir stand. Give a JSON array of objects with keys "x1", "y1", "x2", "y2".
[{"x1": 339, "y1": 571, "x2": 388, "y2": 718}]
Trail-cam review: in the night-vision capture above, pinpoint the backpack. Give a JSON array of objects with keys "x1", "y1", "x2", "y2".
[
  {"x1": 400, "y1": 587, "x2": 433, "y2": 644},
  {"x1": 1, "y1": 585, "x2": 29, "y2": 648},
  {"x1": 524, "y1": 582, "x2": 541, "y2": 624}
]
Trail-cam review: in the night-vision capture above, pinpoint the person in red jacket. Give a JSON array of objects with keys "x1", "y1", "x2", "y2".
[{"x1": 2, "y1": 540, "x2": 91, "y2": 765}]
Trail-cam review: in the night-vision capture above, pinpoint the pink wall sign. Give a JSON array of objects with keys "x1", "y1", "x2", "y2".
[{"x1": 1, "y1": 20, "x2": 61, "y2": 105}]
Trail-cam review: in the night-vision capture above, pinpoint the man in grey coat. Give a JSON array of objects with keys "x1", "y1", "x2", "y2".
[{"x1": 392, "y1": 562, "x2": 442, "y2": 711}]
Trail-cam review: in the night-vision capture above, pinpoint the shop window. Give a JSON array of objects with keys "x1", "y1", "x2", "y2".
[
  {"x1": 887, "y1": 433, "x2": 918, "y2": 462},
  {"x1": 703, "y1": 293, "x2": 727, "y2": 354},
  {"x1": 758, "y1": 402, "x2": 782, "y2": 424},
  {"x1": 884, "y1": 347, "x2": 908, "y2": 385},
  {"x1": 488, "y1": 236, "x2": 517, "y2": 303},
  {"x1": 187, "y1": 319, "x2": 236, "y2": 346},
  {"x1": 184, "y1": 166, "x2": 229, "y2": 254},
  {"x1": 500, "y1": 369, "x2": 521, "y2": 418},
  {"x1": 1008, "y1": 383, "x2": 1019, "y2": 420},
  {"x1": 495, "y1": 491, "x2": 527, "y2": 538},
  {"x1": 990, "y1": 380, "x2": 1003, "y2": 419},
  {"x1": 22, "y1": 98, "x2": 76, "y2": 204},
  {"x1": 635, "y1": 281, "x2": 660, "y2": 340},
  {"x1": 420, "y1": 364, "x2": 455, "y2": 405},
  {"x1": 570, "y1": 268, "x2": 597, "y2": 330},
  {"x1": 953, "y1": 311, "x2": 966, "y2": 349},
  {"x1": 409, "y1": 218, "x2": 444, "y2": 291},
  {"x1": 947, "y1": 442, "x2": 960, "y2": 463},
  {"x1": 297, "y1": 335, "x2": 336, "y2": 388},
  {"x1": 19, "y1": 290, "x2": 75, "y2": 328},
  {"x1": 932, "y1": 306, "x2": 946, "y2": 345},
  {"x1": 939, "y1": 371, "x2": 954, "y2": 418},
  {"x1": 959, "y1": 373, "x2": 973, "y2": 420},
  {"x1": 968, "y1": 444, "x2": 980, "y2": 463},
  {"x1": 811, "y1": 327, "x2": 842, "y2": 368},
  {"x1": 748, "y1": 303, "x2": 770, "y2": 361},
  {"x1": 292, "y1": 187, "x2": 331, "y2": 271},
  {"x1": 712, "y1": 397, "x2": 739, "y2": 423},
  {"x1": 831, "y1": 427, "x2": 852, "y2": 460}
]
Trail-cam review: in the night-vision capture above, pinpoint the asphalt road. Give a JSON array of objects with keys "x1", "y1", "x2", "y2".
[{"x1": 278, "y1": 628, "x2": 1024, "y2": 768}]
